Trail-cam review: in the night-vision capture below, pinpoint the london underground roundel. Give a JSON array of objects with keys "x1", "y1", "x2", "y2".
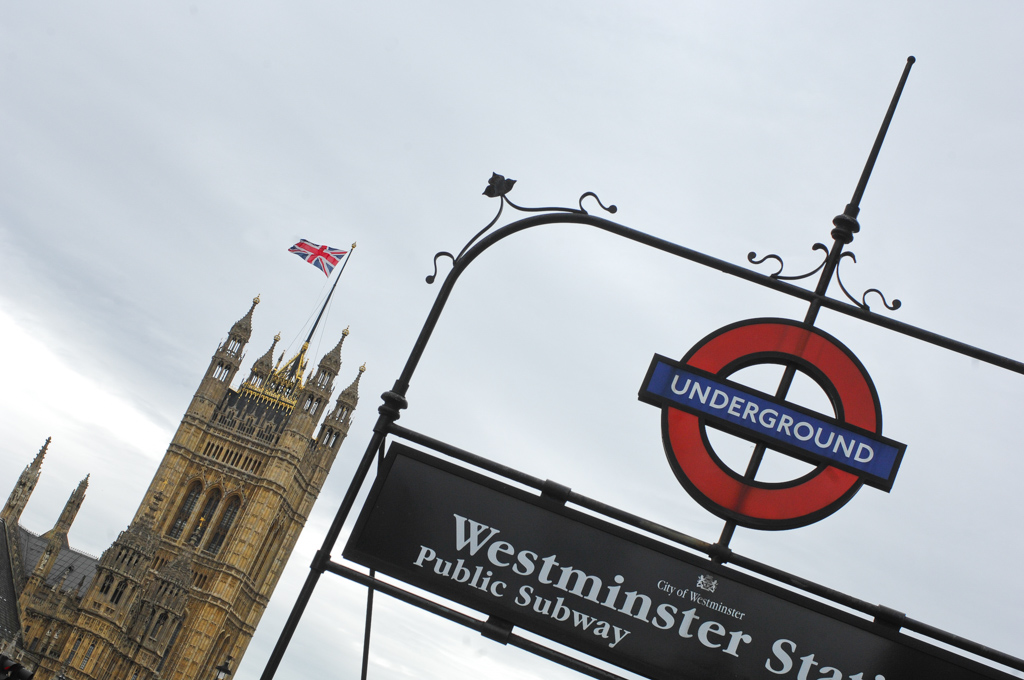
[{"x1": 639, "y1": 318, "x2": 906, "y2": 530}]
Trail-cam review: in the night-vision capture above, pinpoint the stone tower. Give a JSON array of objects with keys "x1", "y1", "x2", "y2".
[{"x1": 1, "y1": 297, "x2": 362, "y2": 680}]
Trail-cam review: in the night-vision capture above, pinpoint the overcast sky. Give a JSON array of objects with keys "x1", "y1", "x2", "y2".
[{"x1": 3, "y1": 2, "x2": 1024, "y2": 679}]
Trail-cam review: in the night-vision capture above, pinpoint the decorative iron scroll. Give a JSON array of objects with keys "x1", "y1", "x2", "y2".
[
  {"x1": 747, "y1": 244, "x2": 901, "y2": 311},
  {"x1": 427, "y1": 173, "x2": 618, "y2": 284},
  {"x1": 835, "y1": 252, "x2": 902, "y2": 311},
  {"x1": 747, "y1": 243, "x2": 829, "y2": 281}
]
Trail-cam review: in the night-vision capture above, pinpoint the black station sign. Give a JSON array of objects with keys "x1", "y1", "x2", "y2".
[{"x1": 344, "y1": 443, "x2": 1010, "y2": 680}]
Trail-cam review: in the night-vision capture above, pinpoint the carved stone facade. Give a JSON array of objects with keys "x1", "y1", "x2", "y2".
[{"x1": 0, "y1": 297, "x2": 363, "y2": 679}]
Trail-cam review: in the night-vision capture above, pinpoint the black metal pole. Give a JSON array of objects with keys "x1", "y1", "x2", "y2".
[
  {"x1": 304, "y1": 243, "x2": 356, "y2": 346},
  {"x1": 716, "y1": 56, "x2": 916, "y2": 549},
  {"x1": 849, "y1": 57, "x2": 916, "y2": 215},
  {"x1": 360, "y1": 574, "x2": 374, "y2": 680},
  {"x1": 359, "y1": 441, "x2": 386, "y2": 680}
]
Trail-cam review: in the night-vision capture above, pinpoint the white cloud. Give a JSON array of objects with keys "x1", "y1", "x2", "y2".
[{"x1": 0, "y1": 307, "x2": 171, "y2": 459}]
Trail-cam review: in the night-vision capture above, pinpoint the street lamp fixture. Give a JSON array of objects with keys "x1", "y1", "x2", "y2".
[{"x1": 213, "y1": 656, "x2": 233, "y2": 680}]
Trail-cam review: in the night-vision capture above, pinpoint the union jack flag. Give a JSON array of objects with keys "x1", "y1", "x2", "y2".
[{"x1": 288, "y1": 239, "x2": 349, "y2": 277}]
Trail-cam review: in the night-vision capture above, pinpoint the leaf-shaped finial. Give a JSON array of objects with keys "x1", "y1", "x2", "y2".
[{"x1": 482, "y1": 172, "x2": 516, "y2": 198}]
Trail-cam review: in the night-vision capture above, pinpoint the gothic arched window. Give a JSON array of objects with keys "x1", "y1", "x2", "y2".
[
  {"x1": 150, "y1": 612, "x2": 168, "y2": 640},
  {"x1": 250, "y1": 520, "x2": 282, "y2": 586},
  {"x1": 168, "y1": 482, "x2": 203, "y2": 539},
  {"x1": 67, "y1": 636, "x2": 83, "y2": 663},
  {"x1": 111, "y1": 580, "x2": 127, "y2": 605},
  {"x1": 79, "y1": 642, "x2": 95, "y2": 670},
  {"x1": 188, "y1": 489, "x2": 222, "y2": 544},
  {"x1": 205, "y1": 496, "x2": 241, "y2": 556},
  {"x1": 99, "y1": 574, "x2": 114, "y2": 595},
  {"x1": 158, "y1": 620, "x2": 183, "y2": 672}
]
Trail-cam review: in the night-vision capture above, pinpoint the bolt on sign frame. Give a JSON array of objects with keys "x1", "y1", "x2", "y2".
[{"x1": 260, "y1": 57, "x2": 1024, "y2": 680}]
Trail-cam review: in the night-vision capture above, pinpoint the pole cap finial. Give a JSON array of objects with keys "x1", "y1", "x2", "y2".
[{"x1": 831, "y1": 204, "x2": 861, "y2": 244}]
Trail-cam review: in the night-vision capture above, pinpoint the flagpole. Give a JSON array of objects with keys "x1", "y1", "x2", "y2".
[{"x1": 304, "y1": 243, "x2": 356, "y2": 346}]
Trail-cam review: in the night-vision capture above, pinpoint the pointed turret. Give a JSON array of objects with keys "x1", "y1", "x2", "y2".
[
  {"x1": 336, "y1": 363, "x2": 364, "y2": 412},
  {"x1": 284, "y1": 330, "x2": 351, "y2": 440},
  {"x1": 40, "y1": 475, "x2": 89, "y2": 547},
  {"x1": 317, "y1": 327, "x2": 348, "y2": 377},
  {"x1": 245, "y1": 333, "x2": 280, "y2": 388},
  {"x1": 188, "y1": 296, "x2": 260, "y2": 419},
  {"x1": 31, "y1": 437, "x2": 48, "y2": 468},
  {"x1": 227, "y1": 296, "x2": 259, "y2": 346},
  {"x1": 1, "y1": 437, "x2": 49, "y2": 525},
  {"x1": 309, "y1": 327, "x2": 347, "y2": 394},
  {"x1": 314, "y1": 363, "x2": 364, "y2": 459},
  {"x1": 29, "y1": 475, "x2": 88, "y2": 586},
  {"x1": 217, "y1": 295, "x2": 259, "y2": 370}
]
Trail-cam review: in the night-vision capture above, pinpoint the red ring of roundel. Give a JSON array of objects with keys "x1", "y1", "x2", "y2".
[{"x1": 663, "y1": 318, "x2": 881, "y2": 530}]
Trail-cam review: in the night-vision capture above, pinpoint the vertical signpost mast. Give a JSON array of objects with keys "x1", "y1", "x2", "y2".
[{"x1": 715, "y1": 56, "x2": 915, "y2": 549}]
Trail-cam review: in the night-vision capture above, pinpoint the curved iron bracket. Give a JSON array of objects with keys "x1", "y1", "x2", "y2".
[
  {"x1": 427, "y1": 173, "x2": 617, "y2": 285},
  {"x1": 835, "y1": 252, "x2": 902, "y2": 311},
  {"x1": 747, "y1": 243, "x2": 829, "y2": 281}
]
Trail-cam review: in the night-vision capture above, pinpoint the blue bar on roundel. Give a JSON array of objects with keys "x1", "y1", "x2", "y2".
[{"x1": 642, "y1": 358, "x2": 904, "y2": 490}]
